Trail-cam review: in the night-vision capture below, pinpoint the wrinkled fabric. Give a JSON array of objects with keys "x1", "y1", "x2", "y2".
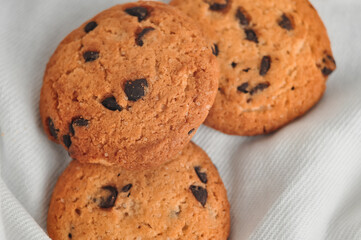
[{"x1": 0, "y1": 0, "x2": 358, "y2": 239}]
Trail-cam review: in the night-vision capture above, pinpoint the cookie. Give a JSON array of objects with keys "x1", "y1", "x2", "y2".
[
  {"x1": 47, "y1": 142, "x2": 230, "y2": 240},
  {"x1": 39, "y1": 1, "x2": 219, "y2": 168},
  {"x1": 171, "y1": 0, "x2": 336, "y2": 135}
]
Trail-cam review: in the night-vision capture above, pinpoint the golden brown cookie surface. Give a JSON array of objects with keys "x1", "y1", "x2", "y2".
[
  {"x1": 171, "y1": 0, "x2": 336, "y2": 135},
  {"x1": 40, "y1": 1, "x2": 219, "y2": 168},
  {"x1": 47, "y1": 142, "x2": 230, "y2": 240}
]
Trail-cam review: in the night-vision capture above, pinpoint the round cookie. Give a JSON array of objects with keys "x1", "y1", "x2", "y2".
[
  {"x1": 47, "y1": 142, "x2": 230, "y2": 240},
  {"x1": 40, "y1": 1, "x2": 219, "y2": 168},
  {"x1": 171, "y1": 0, "x2": 336, "y2": 135}
]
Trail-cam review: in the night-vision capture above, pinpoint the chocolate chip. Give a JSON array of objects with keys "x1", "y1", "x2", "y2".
[
  {"x1": 101, "y1": 96, "x2": 123, "y2": 111},
  {"x1": 75, "y1": 208, "x2": 81, "y2": 215},
  {"x1": 291, "y1": 86, "x2": 295, "y2": 91},
  {"x1": 236, "y1": 7, "x2": 249, "y2": 26},
  {"x1": 188, "y1": 128, "x2": 195, "y2": 135},
  {"x1": 136, "y1": 27, "x2": 155, "y2": 46},
  {"x1": 47, "y1": 117, "x2": 59, "y2": 140},
  {"x1": 278, "y1": 14, "x2": 293, "y2": 30},
  {"x1": 83, "y1": 51, "x2": 99, "y2": 62},
  {"x1": 231, "y1": 62, "x2": 237, "y2": 68},
  {"x1": 327, "y1": 55, "x2": 336, "y2": 65},
  {"x1": 212, "y1": 44, "x2": 219, "y2": 56},
  {"x1": 125, "y1": 6, "x2": 148, "y2": 22},
  {"x1": 207, "y1": 0, "x2": 229, "y2": 11},
  {"x1": 243, "y1": 68, "x2": 251, "y2": 72},
  {"x1": 70, "y1": 118, "x2": 89, "y2": 135},
  {"x1": 260, "y1": 56, "x2": 271, "y2": 76},
  {"x1": 124, "y1": 79, "x2": 148, "y2": 102},
  {"x1": 322, "y1": 67, "x2": 333, "y2": 76},
  {"x1": 68, "y1": 233, "x2": 72, "y2": 239},
  {"x1": 250, "y1": 82, "x2": 270, "y2": 95},
  {"x1": 237, "y1": 82, "x2": 249, "y2": 93},
  {"x1": 320, "y1": 53, "x2": 336, "y2": 76},
  {"x1": 190, "y1": 185, "x2": 207, "y2": 207},
  {"x1": 121, "y1": 184, "x2": 132, "y2": 192},
  {"x1": 99, "y1": 186, "x2": 118, "y2": 209},
  {"x1": 63, "y1": 135, "x2": 71, "y2": 148},
  {"x1": 194, "y1": 166, "x2": 208, "y2": 184},
  {"x1": 69, "y1": 125, "x2": 74, "y2": 136},
  {"x1": 245, "y1": 29, "x2": 258, "y2": 43},
  {"x1": 74, "y1": 118, "x2": 88, "y2": 126},
  {"x1": 84, "y1": 21, "x2": 97, "y2": 33}
]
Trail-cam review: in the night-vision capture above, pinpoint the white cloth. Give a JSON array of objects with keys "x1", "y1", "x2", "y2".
[{"x1": 0, "y1": 0, "x2": 358, "y2": 239}]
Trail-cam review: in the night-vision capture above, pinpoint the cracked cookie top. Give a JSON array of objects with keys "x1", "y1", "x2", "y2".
[
  {"x1": 40, "y1": 1, "x2": 219, "y2": 168},
  {"x1": 47, "y1": 142, "x2": 230, "y2": 240}
]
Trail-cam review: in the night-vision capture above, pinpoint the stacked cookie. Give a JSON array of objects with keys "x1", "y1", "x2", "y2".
[
  {"x1": 41, "y1": 0, "x2": 335, "y2": 239},
  {"x1": 41, "y1": 1, "x2": 230, "y2": 239},
  {"x1": 47, "y1": 143, "x2": 230, "y2": 239}
]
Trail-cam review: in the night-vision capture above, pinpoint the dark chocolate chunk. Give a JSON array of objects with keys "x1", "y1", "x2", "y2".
[
  {"x1": 291, "y1": 86, "x2": 295, "y2": 91},
  {"x1": 237, "y1": 82, "x2": 249, "y2": 93},
  {"x1": 327, "y1": 55, "x2": 336, "y2": 65},
  {"x1": 278, "y1": 14, "x2": 293, "y2": 30},
  {"x1": 212, "y1": 44, "x2": 219, "y2": 56},
  {"x1": 68, "y1": 233, "x2": 72, "y2": 239},
  {"x1": 73, "y1": 118, "x2": 89, "y2": 127},
  {"x1": 320, "y1": 53, "x2": 336, "y2": 76},
  {"x1": 250, "y1": 82, "x2": 270, "y2": 95},
  {"x1": 231, "y1": 62, "x2": 237, "y2": 68},
  {"x1": 207, "y1": 0, "x2": 229, "y2": 11},
  {"x1": 75, "y1": 208, "x2": 81, "y2": 215},
  {"x1": 188, "y1": 128, "x2": 195, "y2": 135},
  {"x1": 69, "y1": 124, "x2": 74, "y2": 136},
  {"x1": 236, "y1": 7, "x2": 249, "y2": 26},
  {"x1": 194, "y1": 166, "x2": 208, "y2": 184},
  {"x1": 125, "y1": 6, "x2": 148, "y2": 22},
  {"x1": 243, "y1": 68, "x2": 251, "y2": 72},
  {"x1": 121, "y1": 184, "x2": 133, "y2": 192},
  {"x1": 124, "y1": 79, "x2": 148, "y2": 102},
  {"x1": 70, "y1": 117, "x2": 89, "y2": 135},
  {"x1": 101, "y1": 96, "x2": 123, "y2": 111},
  {"x1": 63, "y1": 135, "x2": 72, "y2": 148},
  {"x1": 47, "y1": 117, "x2": 59, "y2": 140},
  {"x1": 83, "y1": 51, "x2": 99, "y2": 62},
  {"x1": 260, "y1": 56, "x2": 271, "y2": 76},
  {"x1": 190, "y1": 185, "x2": 207, "y2": 207},
  {"x1": 322, "y1": 67, "x2": 333, "y2": 76},
  {"x1": 99, "y1": 186, "x2": 118, "y2": 209},
  {"x1": 136, "y1": 27, "x2": 155, "y2": 46},
  {"x1": 84, "y1": 21, "x2": 97, "y2": 33},
  {"x1": 245, "y1": 29, "x2": 258, "y2": 43}
]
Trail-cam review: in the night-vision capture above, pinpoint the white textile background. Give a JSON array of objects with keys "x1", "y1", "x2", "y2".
[{"x1": 0, "y1": 0, "x2": 360, "y2": 239}]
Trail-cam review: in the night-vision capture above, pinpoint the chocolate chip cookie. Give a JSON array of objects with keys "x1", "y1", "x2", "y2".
[
  {"x1": 39, "y1": 1, "x2": 219, "y2": 168},
  {"x1": 47, "y1": 142, "x2": 230, "y2": 240},
  {"x1": 171, "y1": 0, "x2": 336, "y2": 135}
]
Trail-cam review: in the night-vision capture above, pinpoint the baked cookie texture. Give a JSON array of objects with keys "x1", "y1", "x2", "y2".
[
  {"x1": 47, "y1": 142, "x2": 230, "y2": 240},
  {"x1": 171, "y1": 0, "x2": 336, "y2": 135},
  {"x1": 40, "y1": 1, "x2": 219, "y2": 169}
]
